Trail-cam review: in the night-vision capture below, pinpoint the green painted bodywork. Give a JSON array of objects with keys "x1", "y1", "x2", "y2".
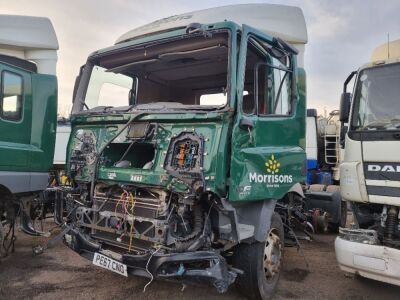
[
  {"x1": 68, "y1": 112, "x2": 231, "y2": 195},
  {"x1": 0, "y1": 62, "x2": 57, "y2": 174},
  {"x1": 68, "y1": 22, "x2": 306, "y2": 202},
  {"x1": 229, "y1": 25, "x2": 306, "y2": 201},
  {"x1": 29, "y1": 74, "x2": 58, "y2": 172}
]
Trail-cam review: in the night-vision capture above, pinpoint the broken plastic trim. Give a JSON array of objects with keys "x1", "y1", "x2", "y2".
[
  {"x1": 64, "y1": 228, "x2": 237, "y2": 293},
  {"x1": 185, "y1": 23, "x2": 213, "y2": 38},
  {"x1": 339, "y1": 227, "x2": 379, "y2": 245}
]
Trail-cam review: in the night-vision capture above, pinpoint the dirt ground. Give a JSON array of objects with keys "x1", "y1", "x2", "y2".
[{"x1": 1, "y1": 227, "x2": 400, "y2": 300}]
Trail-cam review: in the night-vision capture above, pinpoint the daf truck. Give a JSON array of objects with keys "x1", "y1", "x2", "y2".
[
  {"x1": 335, "y1": 39, "x2": 400, "y2": 286},
  {"x1": 60, "y1": 4, "x2": 308, "y2": 299},
  {"x1": 0, "y1": 15, "x2": 59, "y2": 255}
]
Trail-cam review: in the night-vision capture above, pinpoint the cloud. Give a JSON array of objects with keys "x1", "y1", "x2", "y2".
[
  {"x1": 305, "y1": 2, "x2": 348, "y2": 39},
  {"x1": 1, "y1": 0, "x2": 399, "y2": 116}
]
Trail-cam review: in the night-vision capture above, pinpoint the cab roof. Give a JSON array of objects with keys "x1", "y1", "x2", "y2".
[
  {"x1": 0, "y1": 15, "x2": 58, "y2": 50},
  {"x1": 359, "y1": 39, "x2": 400, "y2": 71},
  {"x1": 116, "y1": 4, "x2": 307, "y2": 45},
  {"x1": 371, "y1": 39, "x2": 400, "y2": 62}
]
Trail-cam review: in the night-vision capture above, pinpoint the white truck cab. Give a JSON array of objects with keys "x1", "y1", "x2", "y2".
[{"x1": 336, "y1": 39, "x2": 400, "y2": 286}]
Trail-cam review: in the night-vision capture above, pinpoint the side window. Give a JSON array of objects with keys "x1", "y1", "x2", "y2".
[
  {"x1": 1, "y1": 71, "x2": 23, "y2": 121},
  {"x1": 269, "y1": 57, "x2": 292, "y2": 115},
  {"x1": 255, "y1": 57, "x2": 292, "y2": 116},
  {"x1": 242, "y1": 37, "x2": 293, "y2": 116},
  {"x1": 242, "y1": 42, "x2": 267, "y2": 115},
  {"x1": 256, "y1": 63, "x2": 269, "y2": 114}
]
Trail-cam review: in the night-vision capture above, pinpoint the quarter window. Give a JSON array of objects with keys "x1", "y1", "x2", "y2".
[{"x1": 1, "y1": 71, "x2": 23, "y2": 121}]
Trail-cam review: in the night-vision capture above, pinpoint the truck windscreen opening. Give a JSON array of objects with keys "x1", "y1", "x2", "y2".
[
  {"x1": 351, "y1": 63, "x2": 400, "y2": 131},
  {"x1": 76, "y1": 32, "x2": 230, "y2": 112}
]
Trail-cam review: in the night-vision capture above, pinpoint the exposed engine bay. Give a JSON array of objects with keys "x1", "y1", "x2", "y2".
[
  {"x1": 76, "y1": 185, "x2": 208, "y2": 253},
  {"x1": 68, "y1": 123, "x2": 210, "y2": 253},
  {"x1": 341, "y1": 203, "x2": 400, "y2": 249},
  {"x1": 62, "y1": 120, "x2": 239, "y2": 292}
]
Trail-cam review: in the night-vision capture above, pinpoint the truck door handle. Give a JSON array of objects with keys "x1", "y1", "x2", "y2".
[{"x1": 239, "y1": 118, "x2": 254, "y2": 131}]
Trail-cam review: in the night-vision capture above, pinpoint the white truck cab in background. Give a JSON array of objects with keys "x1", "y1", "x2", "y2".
[{"x1": 336, "y1": 39, "x2": 400, "y2": 286}]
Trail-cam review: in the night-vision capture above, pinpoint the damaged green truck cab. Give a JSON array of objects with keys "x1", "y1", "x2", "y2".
[
  {"x1": 64, "y1": 5, "x2": 307, "y2": 299},
  {"x1": 70, "y1": 112, "x2": 233, "y2": 196}
]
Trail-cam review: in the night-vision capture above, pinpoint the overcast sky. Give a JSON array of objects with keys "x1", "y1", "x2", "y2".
[{"x1": 1, "y1": 0, "x2": 399, "y2": 116}]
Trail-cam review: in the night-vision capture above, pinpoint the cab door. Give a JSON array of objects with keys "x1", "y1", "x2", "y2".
[
  {"x1": 229, "y1": 25, "x2": 306, "y2": 201},
  {"x1": 0, "y1": 62, "x2": 32, "y2": 170}
]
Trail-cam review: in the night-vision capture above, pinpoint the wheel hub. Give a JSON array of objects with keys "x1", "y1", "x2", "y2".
[{"x1": 263, "y1": 228, "x2": 282, "y2": 280}]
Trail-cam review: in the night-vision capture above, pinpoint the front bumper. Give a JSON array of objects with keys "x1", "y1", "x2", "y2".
[
  {"x1": 335, "y1": 236, "x2": 400, "y2": 286},
  {"x1": 64, "y1": 228, "x2": 237, "y2": 293}
]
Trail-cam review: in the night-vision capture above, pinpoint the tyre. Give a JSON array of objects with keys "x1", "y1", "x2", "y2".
[{"x1": 233, "y1": 212, "x2": 284, "y2": 300}]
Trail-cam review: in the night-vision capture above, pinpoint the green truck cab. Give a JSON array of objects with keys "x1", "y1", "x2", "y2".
[
  {"x1": 62, "y1": 4, "x2": 307, "y2": 298},
  {"x1": 0, "y1": 15, "x2": 58, "y2": 249}
]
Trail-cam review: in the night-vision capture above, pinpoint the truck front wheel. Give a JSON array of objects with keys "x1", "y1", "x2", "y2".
[{"x1": 233, "y1": 212, "x2": 284, "y2": 300}]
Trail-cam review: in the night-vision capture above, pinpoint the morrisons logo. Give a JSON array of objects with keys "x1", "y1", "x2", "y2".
[
  {"x1": 249, "y1": 173, "x2": 293, "y2": 184},
  {"x1": 367, "y1": 164, "x2": 400, "y2": 172},
  {"x1": 249, "y1": 154, "x2": 293, "y2": 186}
]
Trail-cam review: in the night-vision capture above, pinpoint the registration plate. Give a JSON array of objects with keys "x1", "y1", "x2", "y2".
[{"x1": 92, "y1": 252, "x2": 128, "y2": 277}]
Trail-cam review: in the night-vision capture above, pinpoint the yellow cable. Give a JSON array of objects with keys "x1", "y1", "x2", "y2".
[
  {"x1": 115, "y1": 192, "x2": 125, "y2": 218},
  {"x1": 128, "y1": 192, "x2": 136, "y2": 252}
]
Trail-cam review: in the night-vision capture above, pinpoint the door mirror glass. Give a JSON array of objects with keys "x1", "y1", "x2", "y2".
[{"x1": 339, "y1": 92, "x2": 351, "y2": 122}]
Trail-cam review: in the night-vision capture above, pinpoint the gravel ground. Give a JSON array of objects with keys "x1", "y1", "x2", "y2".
[{"x1": 1, "y1": 227, "x2": 400, "y2": 300}]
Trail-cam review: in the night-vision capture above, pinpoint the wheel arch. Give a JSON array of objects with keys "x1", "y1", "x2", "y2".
[
  {"x1": 235, "y1": 199, "x2": 277, "y2": 243},
  {"x1": 0, "y1": 184, "x2": 14, "y2": 199}
]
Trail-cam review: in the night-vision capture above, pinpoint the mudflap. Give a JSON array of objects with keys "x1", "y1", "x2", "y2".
[
  {"x1": 20, "y1": 210, "x2": 48, "y2": 236},
  {"x1": 19, "y1": 198, "x2": 50, "y2": 237},
  {"x1": 20, "y1": 186, "x2": 69, "y2": 237}
]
